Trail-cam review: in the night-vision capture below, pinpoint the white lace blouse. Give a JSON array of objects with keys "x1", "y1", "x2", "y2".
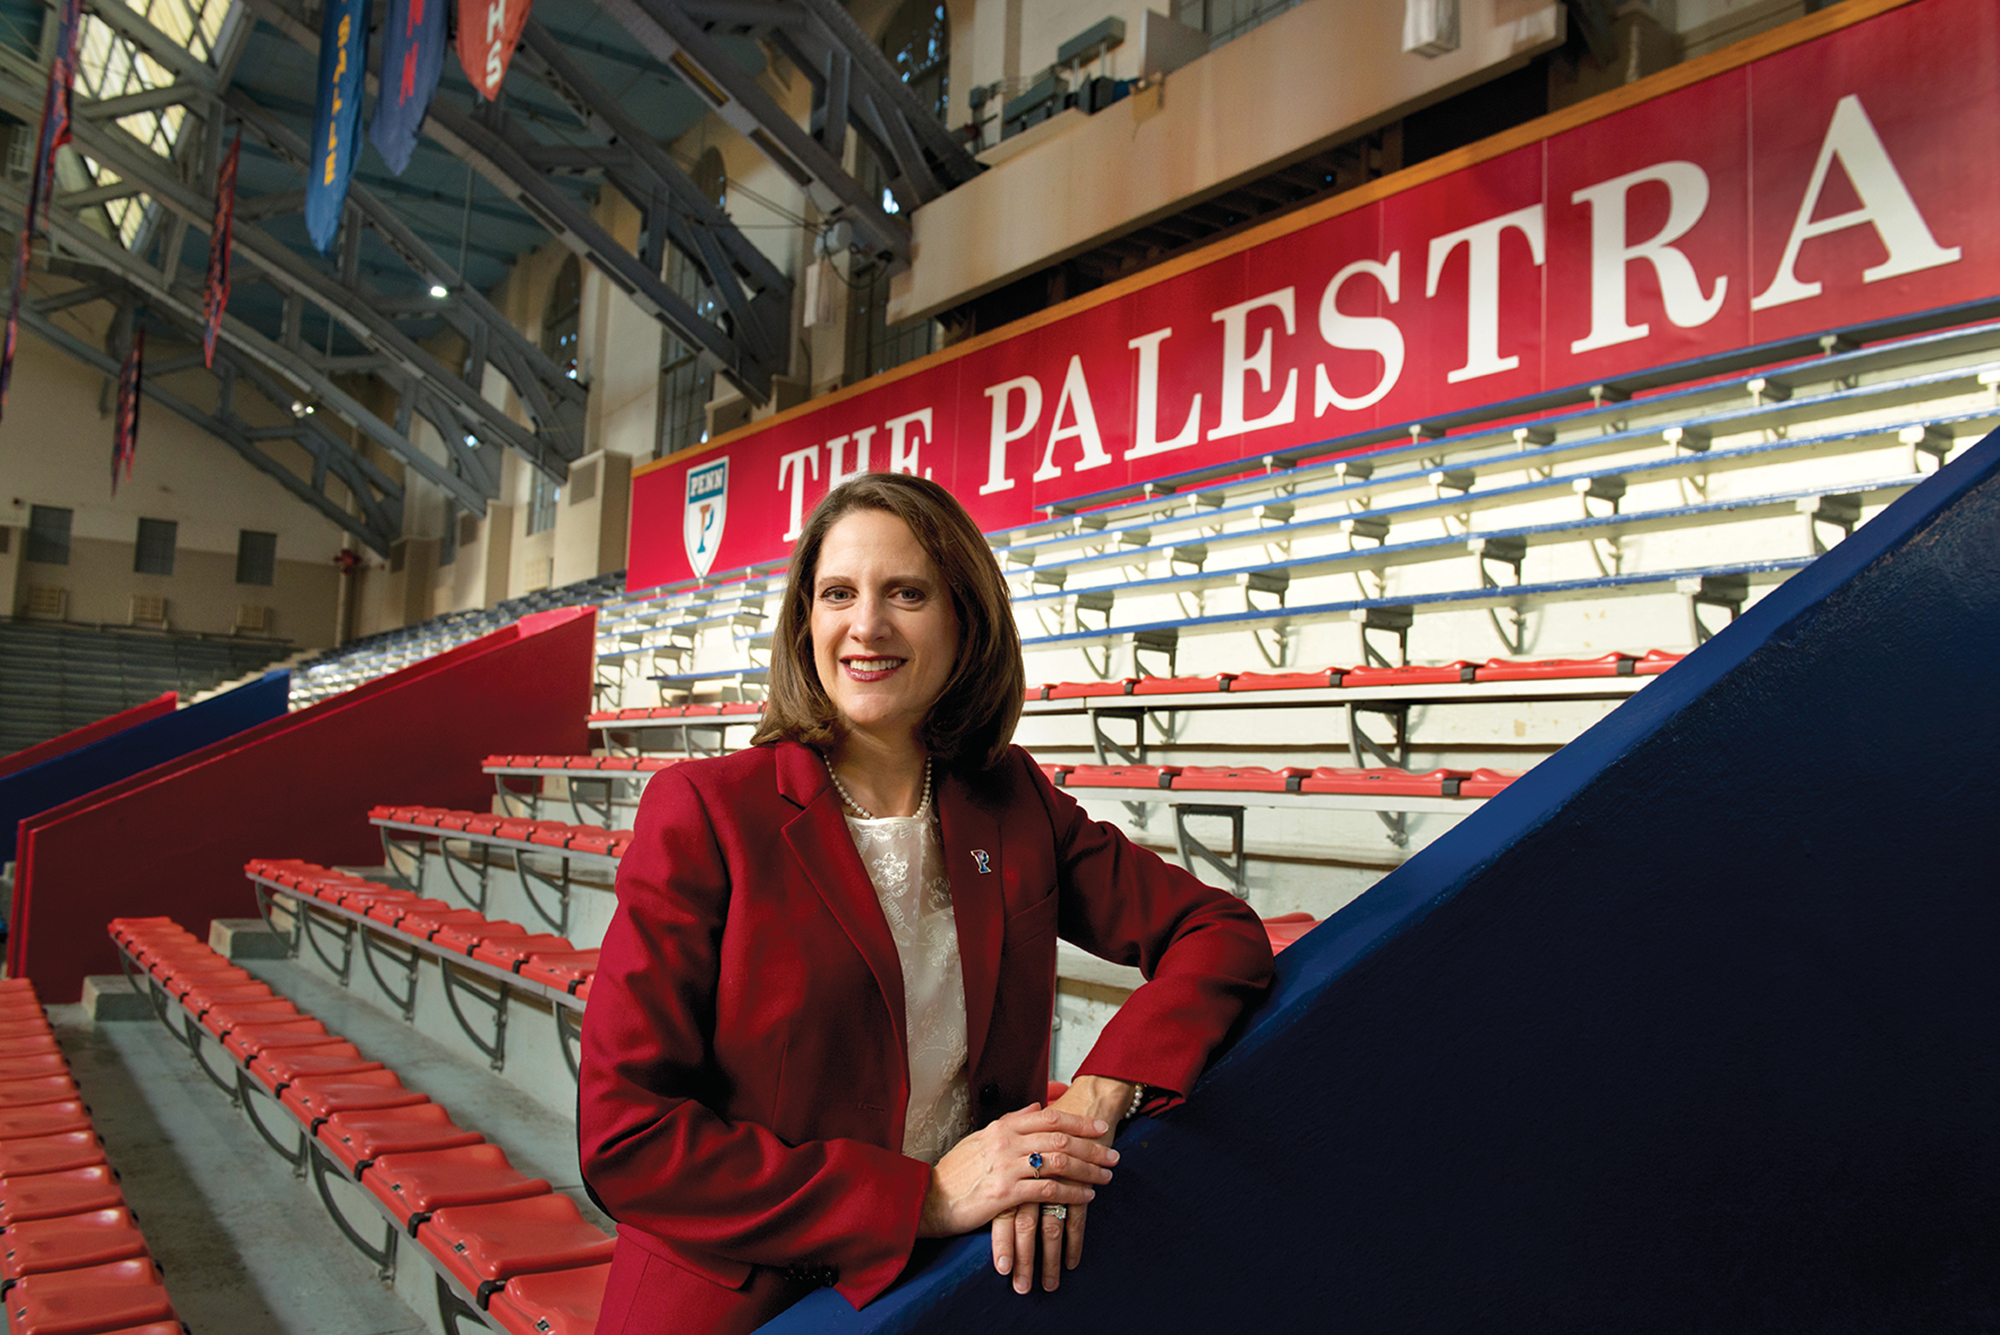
[{"x1": 841, "y1": 809, "x2": 971, "y2": 1166}]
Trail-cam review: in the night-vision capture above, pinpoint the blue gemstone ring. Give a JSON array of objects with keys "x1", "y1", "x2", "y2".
[{"x1": 1027, "y1": 1152, "x2": 1044, "y2": 1178}]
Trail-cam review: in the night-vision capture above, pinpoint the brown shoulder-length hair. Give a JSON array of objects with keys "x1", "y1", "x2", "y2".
[{"x1": 751, "y1": 472, "x2": 1024, "y2": 773}]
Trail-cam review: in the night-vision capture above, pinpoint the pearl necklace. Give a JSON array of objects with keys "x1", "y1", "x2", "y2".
[{"x1": 824, "y1": 754, "x2": 932, "y2": 821}]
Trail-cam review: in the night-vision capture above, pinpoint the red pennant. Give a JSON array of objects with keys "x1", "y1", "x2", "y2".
[
  {"x1": 456, "y1": 0, "x2": 532, "y2": 100},
  {"x1": 111, "y1": 327, "x2": 144, "y2": 494},
  {"x1": 202, "y1": 131, "x2": 241, "y2": 368}
]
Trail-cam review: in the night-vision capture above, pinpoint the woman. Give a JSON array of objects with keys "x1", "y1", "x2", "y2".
[{"x1": 579, "y1": 473, "x2": 1274, "y2": 1334}]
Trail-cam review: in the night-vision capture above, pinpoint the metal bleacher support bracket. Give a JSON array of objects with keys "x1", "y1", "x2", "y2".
[
  {"x1": 513, "y1": 852, "x2": 573, "y2": 935},
  {"x1": 1681, "y1": 573, "x2": 1749, "y2": 645},
  {"x1": 439, "y1": 957, "x2": 510, "y2": 1072},
  {"x1": 1348, "y1": 701, "x2": 1414, "y2": 848},
  {"x1": 309, "y1": 1139, "x2": 400, "y2": 1278},
  {"x1": 1356, "y1": 606, "x2": 1412, "y2": 670},
  {"x1": 1472, "y1": 536, "x2": 1528, "y2": 655},
  {"x1": 1173, "y1": 803, "x2": 1249, "y2": 898},
  {"x1": 1089, "y1": 705, "x2": 1176, "y2": 827},
  {"x1": 359, "y1": 924, "x2": 422, "y2": 1023}
]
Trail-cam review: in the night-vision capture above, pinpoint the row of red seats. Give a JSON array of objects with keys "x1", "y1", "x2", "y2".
[
  {"x1": 584, "y1": 651, "x2": 1684, "y2": 722},
  {"x1": 0, "y1": 976, "x2": 185, "y2": 1335},
  {"x1": 367, "y1": 806, "x2": 635, "y2": 859},
  {"x1": 1033, "y1": 650, "x2": 1683, "y2": 699},
  {"x1": 106, "y1": 917, "x2": 611, "y2": 1334},
  {"x1": 483, "y1": 755, "x2": 679, "y2": 773},
  {"x1": 1045, "y1": 764, "x2": 1521, "y2": 798},
  {"x1": 588, "y1": 700, "x2": 763, "y2": 723},
  {"x1": 245, "y1": 860, "x2": 599, "y2": 997}
]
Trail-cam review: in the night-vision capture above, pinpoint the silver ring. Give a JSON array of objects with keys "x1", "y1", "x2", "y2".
[{"x1": 1041, "y1": 1204, "x2": 1067, "y2": 1220}]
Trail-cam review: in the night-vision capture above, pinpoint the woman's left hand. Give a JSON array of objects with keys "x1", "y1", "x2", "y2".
[{"x1": 993, "y1": 1076, "x2": 1132, "y2": 1294}]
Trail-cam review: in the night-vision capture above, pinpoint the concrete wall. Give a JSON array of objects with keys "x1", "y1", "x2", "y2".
[{"x1": 0, "y1": 318, "x2": 346, "y2": 647}]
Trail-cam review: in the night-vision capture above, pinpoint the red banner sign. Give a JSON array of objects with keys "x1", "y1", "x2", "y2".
[{"x1": 629, "y1": 0, "x2": 1994, "y2": 593}]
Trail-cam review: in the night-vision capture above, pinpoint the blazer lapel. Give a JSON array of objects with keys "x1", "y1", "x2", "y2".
[
  {"x1": 776, "y1": 743, "x2": 908, "y2": 1053},
  {"x1": 937, "y1": 770, "x2": 1004, "y2": 1081}
]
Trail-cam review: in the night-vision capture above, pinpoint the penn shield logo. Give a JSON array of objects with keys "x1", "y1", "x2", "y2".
[{"x1": 684, "y1": 457, "x2": 729, "y2": 579}]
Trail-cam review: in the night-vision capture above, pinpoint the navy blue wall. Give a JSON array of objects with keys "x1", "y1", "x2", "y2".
[
  {"x1": 765, "y1": 425, "x2": 2000, "y2": 1332},
  {"x1": 0, "y1": 672, "x2": 289, "y2": 869}
]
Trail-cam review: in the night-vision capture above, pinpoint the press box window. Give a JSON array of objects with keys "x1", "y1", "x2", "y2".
[
  {"x1": 236, "y1": 530, "x2": 277, "y2": 586},
  {"x1": 25, "y1": 505, "x2": 71, "y2": 564},
  {"x1": 134, "y1": 518, "x2": 177, "y2": 576}
]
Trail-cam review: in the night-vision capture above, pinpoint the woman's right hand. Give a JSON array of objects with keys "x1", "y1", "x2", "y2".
[{"x1": 916, "y1": 1104, "x2": 1116, "y2": 1240}]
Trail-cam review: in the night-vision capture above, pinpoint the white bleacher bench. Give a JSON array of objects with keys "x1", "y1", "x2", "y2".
[
  {"x1": 1011, "y1": 317, "x2": 2000, "y2": 544},
  {"x1": 1019, "y1": 558, "x2": 1807, "y2": 679}
]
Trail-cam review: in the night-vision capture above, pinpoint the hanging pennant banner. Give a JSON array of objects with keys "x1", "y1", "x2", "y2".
[
  {"x1": 371, "y1": 0, "x2": 446, "y2": 175},
  {"x1": 305, "y1": 0, "x2": 370, "y2": 253},
  {"x1": 201, "y1": 130, "x2": 240, "y2": 368},
  {"x1": 456, "y1": 0, "x2": 532, "y2": 101},
  {"x1": 1, "y1": 0, "x2": 83, "y2": 421},
  {"x1": 111, "y1": 327, "x2": 144, "y2": 495}
]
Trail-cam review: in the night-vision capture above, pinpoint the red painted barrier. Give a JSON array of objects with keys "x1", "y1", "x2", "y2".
[
  {"x1": 0, "y1": 694, "x2": 176, "y2": 783},
  {"x1": 9, "y1": 609, "x2": 594, "y2": 1001}
]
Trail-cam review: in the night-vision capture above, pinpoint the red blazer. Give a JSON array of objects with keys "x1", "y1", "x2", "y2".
[{"x1": 578, "y1": 741, "x2": 1274, "y2": 1333}]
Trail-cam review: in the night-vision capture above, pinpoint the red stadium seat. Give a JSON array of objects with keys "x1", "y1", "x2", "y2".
[
  {"x1": 248, "y1": 1045, "x2": 385, "y2": 1097},
  {"x1": 0, "y1": 1104, "x2": 90, "y2": 1142},
  {"x1": 1169, "y1": 766, "x2": 1312, "y2": 792},
  {"x1": 0, "y1": 1133, "x2": 106, "y2": 1179},
  {"x1": 362, "y1": 1143, "x2": 550, "y2": 1232},
  {"x1": 1635, "y1": 649, "x2": 1684, "y2": 675},
  {"x1": 485, "y1": 1262, "x2": 611, "y2": 1335},
  {"x1": 0, "y1": 1057, "x2": 68, "y2": 1084},
  {"x1": 1296, "y1": 767, "x2": 1471, "y2": 796},
  {"x1": 0, "y1": 1167, "x2": 124, "y2": 1227},
  {"x1": 419, "y1": 1195, "x2": 616, "y2": 1307},
  {"x1": 200, "y1": 999, "x2": 304, "y2": 1038},
  {"x1": 1472, "y1": 653, "x2": 1636, "y2": 681},
  {"x1": 1047, "y1": 679, "x2": 1136, "y2": 699},
  {"x1": 720, "y1": 701, "x2": 762, "y2": 716},
  {"x1": 432, "y1": 921, "x2": 528, "y2": 956},
  {"x1": 516, "y1": 952, "x2": 598, "y2": 993},
  {"x1": 1060, "y1": 765, "x2": 1180, "y2": 788},
  {"x1": 1338, "y1": 662, "x2": 1479, "y2": 687},
  {"x1": 0, "y1": 1080, "x2": 79, "y2": 1111},
  {"x1": 1132, "y1": 674, "x2": 1233, "y2": 695},
  {"x1": 1228, "y1": 668, "x2": 1342, "y2": 691},
  {"x1": 404, "y1": 910, "x2": 493, "y2": 942},
  {"x1": 470, "y1": 935, "x2": 576, "y2": 972},
  {"x1": 220, "y1": 1019, "x2": 334, "y2": 1065},
  {"x1": 0, "y1": 1038, "x2": 60, "y2": 1061},
  {"x1": 4, "y1": 1257, "x2": 175, "y2": 1333},
  {"x1": 318, "y1": 1105, "x2": 485, "y2": 1178},
  {"x1": 279, "y1": 1071, "x2": 429, "y2": 1131},
  {"x1": 1261, "y1": 913, "x2": 1318, "y2": 953},
  {"x1": 365, "y1": 897, "x2": 454, "y2": 929},
  {"x1": 1457, "y1": 768, "x2": 1524, "y2": 798},
  {"x1": 564, "y1": 830, "x2": 619, "y2": 856},
  {"x1": 0, "y1": 1207, "x2": 149, "y2": 1285}
]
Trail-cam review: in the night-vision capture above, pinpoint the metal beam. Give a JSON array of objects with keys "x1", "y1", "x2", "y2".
[
  {"x1": 77, "y1": 80, "x2": 199, "y2": 119},
  {"x1": 590, "y1": 0, "x2": 912, "y2": 262},
  {"x1": 512, "y1": 18, "x2": 790, "y2": 377},
  {"x1": 0, "y1": 170, "x2": 486, "y2": 516},
  {"x1": 10, "y1": 289, "x2": 402, "y2": 554},
  {"x1": 31, "y1": 1, "x2": 584, "y2": 480}
]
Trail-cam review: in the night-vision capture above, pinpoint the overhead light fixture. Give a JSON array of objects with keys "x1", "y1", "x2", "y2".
[
  {"x1": 290, "y1": 400, "x2": 306, "y2": 416},
  {"x1": 429, "y1": 283, "x2": 449, "y2": 299}
]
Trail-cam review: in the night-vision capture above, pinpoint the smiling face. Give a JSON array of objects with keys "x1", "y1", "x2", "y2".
[{"x1": 809, "y1": 507, "x2": 960, "y2": 753}]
